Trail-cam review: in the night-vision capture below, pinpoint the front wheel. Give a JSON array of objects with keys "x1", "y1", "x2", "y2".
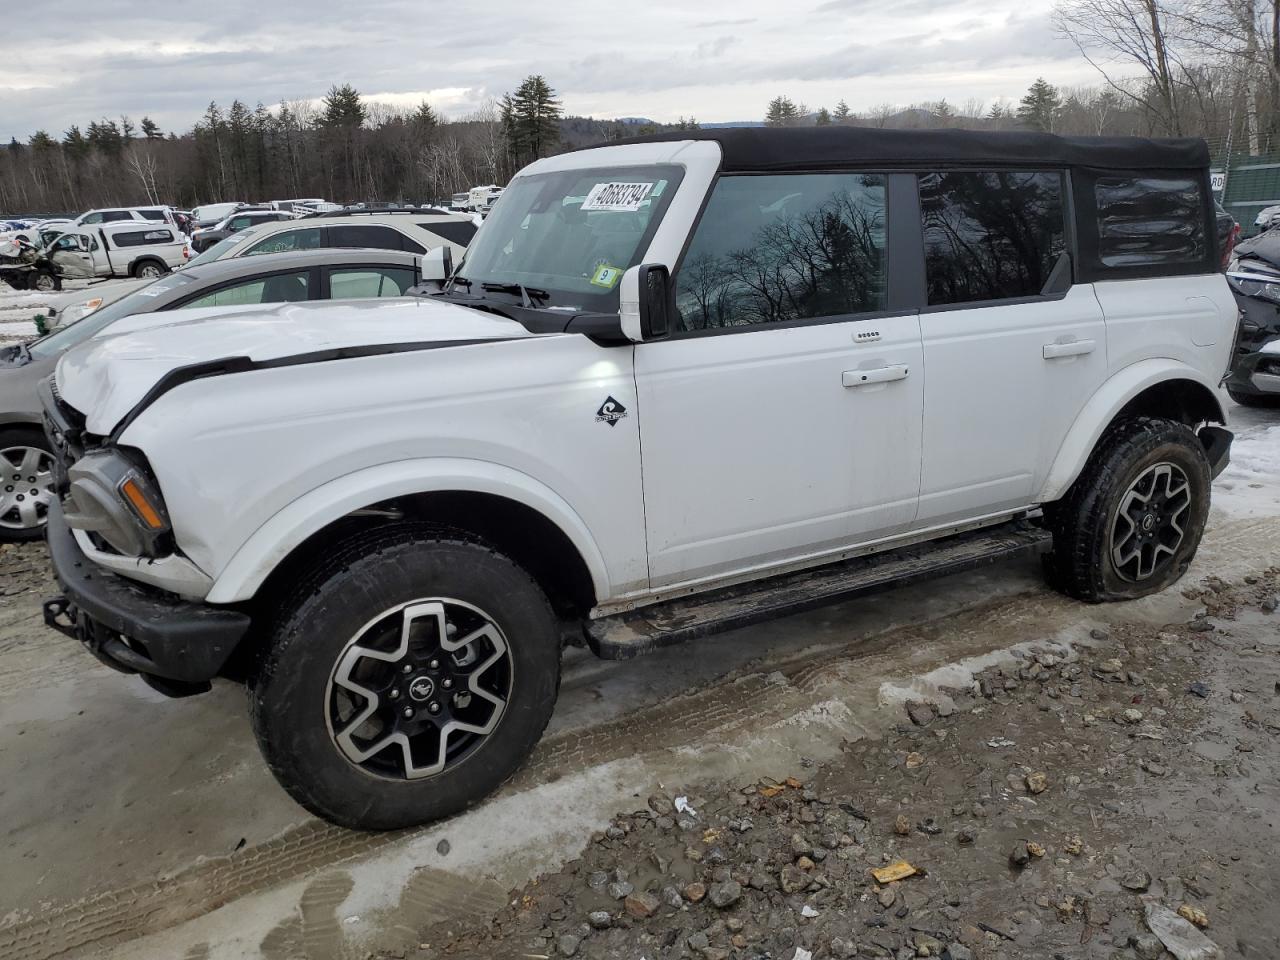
[
  {"x1": 1042, "y1": 417, "x2": 1211, "y2": 602},
  {"x1": 249, "y1": 526, "x2": 561, "y2": 830},
  {"x1": 0, "y1": 427, "x2": 57, "y2": 541},
  {"x1": 30, "y1": 269, "x2": 61, "y2": 292}
]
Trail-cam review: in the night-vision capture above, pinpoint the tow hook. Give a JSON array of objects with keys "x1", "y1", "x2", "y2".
[{"x1": 42, "y1": 595, "x2": 78, "y2": 639}]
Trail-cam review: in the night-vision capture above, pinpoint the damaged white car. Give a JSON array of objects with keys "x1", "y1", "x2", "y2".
[{"x1": 41, "y1": 128, "x2": 1236, "y2": 829}]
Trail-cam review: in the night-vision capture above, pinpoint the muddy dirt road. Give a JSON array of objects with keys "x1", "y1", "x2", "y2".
[{"x1": 0, "y1": 406, "x2": 1276, "y2": 960}]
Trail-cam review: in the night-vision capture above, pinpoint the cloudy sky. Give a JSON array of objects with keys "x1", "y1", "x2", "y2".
[{"x1": 2, "y1": 0, "x2": 1104, "y2": 141}]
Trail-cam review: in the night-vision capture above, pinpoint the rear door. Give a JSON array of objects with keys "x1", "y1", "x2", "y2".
[
  {"x1": 637, "y1": 171, "x2": 924, "y2": 588},
  {"x1": 912, "y1": 170, "x2": 1109, "y2": 527}
]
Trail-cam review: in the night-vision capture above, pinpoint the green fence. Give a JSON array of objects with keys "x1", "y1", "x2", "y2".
[{"x1": 1213, "y1": 148, "x2": 1280, "y2": 236}]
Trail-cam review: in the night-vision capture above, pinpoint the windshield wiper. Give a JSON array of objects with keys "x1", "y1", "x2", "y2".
[{"x1": 481, "y1": 282, "x2": 549, "y2": 309}]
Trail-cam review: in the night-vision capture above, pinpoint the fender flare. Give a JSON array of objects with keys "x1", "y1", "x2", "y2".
[
  {"x1": 1035, "y1": 358, "x2": 1227, "y2": 504},
  {"x1": 204, "y1": 458, "x2": 612, "y2": 604}
]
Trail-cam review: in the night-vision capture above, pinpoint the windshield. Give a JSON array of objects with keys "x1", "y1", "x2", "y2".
[
  {"x1": 185, "y1": 229, "x2": 255, "y2": 266},
  {"x1": 29, "y1": 273, "x2": 197, "y2": 357},
  {"x1": 453, "y1": 164, "x2": 684, "y2": 310}
]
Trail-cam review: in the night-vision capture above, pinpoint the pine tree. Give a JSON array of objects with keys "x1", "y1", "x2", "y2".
[
  {"x1": 140, "y1": 117, "x2": 163, "y2": 139},
  {"x1": 501, "y1": 75, "x2": 562, "y2": 166},
  {"x1": 120, "y1": 116, "x2": 136, "y2": 141},
  {"x1": 833, "y1": 100, "x2": 851, "y2": 121},
  {"x1": 816, "y1": 107, "x2": 832, "y2": 125},
  {"x1": 62, "y1": 125, "x2": 90, "y2": 161},
  {"x1": 321, "y1": 83, "x2": 367, "y2": 129},
  {"x1": 765, "y1": 96, "x2": 801, "y2": 127},
  {"x1": 1017, "y1": 78, "x2": 1061, "y2": 133}
]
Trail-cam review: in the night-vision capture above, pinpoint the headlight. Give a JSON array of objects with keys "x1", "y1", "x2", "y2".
[
  {"x1": 63, "y1": 448, "x2": 170, "y2": 557},
  {"x1": 59, "y1": 297, "x2": 104, "y2": 326},
  {"x1": 1227, "y1": 273, "x2": 1280, "y2": 304}
]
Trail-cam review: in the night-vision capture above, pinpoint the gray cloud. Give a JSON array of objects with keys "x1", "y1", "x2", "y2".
[{"x1": 1, "y1": 0, "x2": 1089, "y2": 139}]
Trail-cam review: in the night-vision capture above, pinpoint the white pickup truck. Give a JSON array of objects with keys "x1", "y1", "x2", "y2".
[
  {"x1": 47, "y1": 222, "x2": 188, "y2": 280},
  {"x1": 41, "y1": 128, "x2": 1235, "y2": 830}
]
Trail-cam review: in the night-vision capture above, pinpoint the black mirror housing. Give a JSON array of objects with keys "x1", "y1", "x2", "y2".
[{"x1": 638, "y1": 264, "x2": 673, "y2": 340}]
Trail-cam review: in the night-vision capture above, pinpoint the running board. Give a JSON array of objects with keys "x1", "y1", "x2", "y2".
[{"x1": 585, "y1": 520, "x2": 1052, "y2": 660}]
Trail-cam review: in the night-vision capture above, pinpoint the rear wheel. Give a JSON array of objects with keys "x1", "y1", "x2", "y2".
[
  {"x1": 1042, "y1": 417, "x2": 1210, "y2": 602},
  {"x1": 249, "y1": 526, "x2": 561, "y2": 830},
  {"x1": 132, "y1": 260, "x2": 166, "y2": 279},
  {"x1": 0, "y1": 427, "x2": 56, "y2": 542}
]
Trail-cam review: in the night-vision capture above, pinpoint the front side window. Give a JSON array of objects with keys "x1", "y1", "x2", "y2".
[
  {"x1": 181, "y1": 271, "x2": 311, "y2": 308},
  {"x1": 454, "y1": 164, "x2": 684, "y2": 311},
  {"x1": 1094, "y1": 176, "x2": 1205, "y2": 267},
  {"x1": 328, "y1": 266, "x2": 416, "y2": 299},
  {"x1": 675, "y1": 173, "x2": 888, "y2": 332},
  {"x1": 80, "y1": 213, "x2": 103, "y2": 224},
  {"x1": 244, "y1": 228, "x2": 322, "y2": 256},
  {"x1": 919, "y1": 171, "x2": 1066, "y2": 306},
  {"x1": 228, "y1": 215, "x2": 254, "y2": 231}
]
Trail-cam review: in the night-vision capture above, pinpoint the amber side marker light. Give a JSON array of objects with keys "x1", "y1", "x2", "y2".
[{"x1": 119, "y1": 477, "x2": 166, "y2": 529}]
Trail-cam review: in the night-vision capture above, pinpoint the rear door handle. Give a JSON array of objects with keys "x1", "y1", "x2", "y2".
[
  {"x1": 843, "y1": 364, "x2": 909, "y2": 387},
  {"x1": 1043, "y1": 339, "x2": 1096, "y2": 359}
]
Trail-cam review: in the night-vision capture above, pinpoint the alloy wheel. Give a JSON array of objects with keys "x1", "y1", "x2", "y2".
[
  {"x1": 0, "y1": 445, "x2": 55, "y2": 532},
  {"x1": 325, "y1": 598, "x2": 512, "y2": 780},
  {"x1": 1110, "y1": 462, "x2": 1191, "y2": 582}
]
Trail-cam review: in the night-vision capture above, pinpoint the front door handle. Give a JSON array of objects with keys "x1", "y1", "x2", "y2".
[
  {"x1": 1043, "y1": 339, "x2": 1096, "y2": 359},
  {"x1": 843, "y1": 364, "x2": 909, "y2": 387}
]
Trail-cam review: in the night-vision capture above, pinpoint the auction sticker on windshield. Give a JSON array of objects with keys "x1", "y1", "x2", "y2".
[{"x1": 582, "y1": 182, "x2": 654, "y2": 212}]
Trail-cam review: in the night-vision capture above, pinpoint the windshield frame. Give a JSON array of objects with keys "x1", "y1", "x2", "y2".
[{"x1": 450, "y1": 163, "x2": 685, "y2": 312}]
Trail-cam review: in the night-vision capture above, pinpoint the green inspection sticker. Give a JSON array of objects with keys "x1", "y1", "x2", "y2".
[{"x1": 590, "y1": 263, "x2": 623, "y2": 288}]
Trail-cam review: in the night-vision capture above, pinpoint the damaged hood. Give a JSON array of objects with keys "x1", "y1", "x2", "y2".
[{"x1": 57, "y1": 297, "x2": 535, "y2": 435}]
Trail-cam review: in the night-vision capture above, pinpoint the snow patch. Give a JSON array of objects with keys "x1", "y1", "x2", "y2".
[
  {"x1": 1213, "y1": 424, "x2": 1280, "y2": 519},
  {"x1": 877, "y1": 634, "x2": 1076, "y2": 708}
]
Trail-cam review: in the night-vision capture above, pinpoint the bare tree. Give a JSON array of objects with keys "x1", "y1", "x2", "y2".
[{"x1": 1054, "y1": 0, "x2": 1189, "y2": 134}]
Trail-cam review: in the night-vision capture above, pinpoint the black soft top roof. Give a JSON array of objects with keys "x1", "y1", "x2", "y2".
[{"x1": 618, "y1": 127, "x2": 1208, "y2": 172}]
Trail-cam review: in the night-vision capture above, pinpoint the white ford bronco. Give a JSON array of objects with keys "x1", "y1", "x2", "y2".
[{"x1": 41, "y1": 128, "x2": 1235, "y2": 829}]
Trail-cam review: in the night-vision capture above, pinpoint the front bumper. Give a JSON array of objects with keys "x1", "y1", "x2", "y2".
[
  {"x1": 43, "y1": 501, "x2": 250, "y2": 695},
  {"x1": 1226, "y1": 295, "x2": 1280, "y2": 396}
]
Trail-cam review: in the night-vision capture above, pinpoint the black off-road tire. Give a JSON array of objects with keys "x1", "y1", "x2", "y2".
[
  {"x1": 248, "y1": 524, "x2": 561, "y2": 830},
  {"x1": 1227, "y1": 387, "x2": 1280, "y2": 409},
  {"x1": 1041, "y1": 417, "x2": 1211, "y2": 603}
]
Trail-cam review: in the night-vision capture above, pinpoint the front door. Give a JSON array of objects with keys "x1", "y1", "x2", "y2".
[
  {"x1": 912, "y1": 170, "x2": 1109, "y2": 526},
  {"x1": 636, "y1": 171, "x2": 923, "y2": 589},
  {"x1": 48, "y1": 233, "x2": 96, "y2": 280}
]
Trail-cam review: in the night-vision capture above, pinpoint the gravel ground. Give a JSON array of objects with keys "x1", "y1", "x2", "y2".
[{"x1": 410, "y1": 570, "x2": 1280, "y2": 960}]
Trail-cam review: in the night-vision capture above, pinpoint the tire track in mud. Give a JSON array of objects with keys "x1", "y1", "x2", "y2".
[{"x1": 0, "y1": 586, "x2": 1080, "y2": 960}]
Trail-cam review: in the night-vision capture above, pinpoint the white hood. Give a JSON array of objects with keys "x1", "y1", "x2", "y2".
[{"x1": 57, "y1": 297, "x2": 534, "y2": 434}]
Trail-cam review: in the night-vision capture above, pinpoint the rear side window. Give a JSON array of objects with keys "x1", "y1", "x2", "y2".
[
  {"x1": 111, "y1": 229, "x2": 175, "y2": 248},
  {"x1": 330, "y1": 224, "x2": 420, "y2": 252},
  {"x1": 421, "y1": 221, "x2": 477, "y2": 246},
  {"x1": 918, "y1": 171, "x2": 1066, "y2": 306},
  {"x1": 138, "y1": 209, "x2": 167, "y2": 221},
  {"x1": 1093, "y1": 176, "x2": 1205, "y2": 267},
  {"x1": 102, "y1": 211, "x2": 134, "y2": 222},
  {"x1": 674, "y1": 172, "x2": 888, "y2": 331}
]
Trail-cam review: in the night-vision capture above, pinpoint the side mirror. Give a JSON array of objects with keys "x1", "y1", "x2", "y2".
[
  {"x1": 420, "y1": 245, "x2": 453, "y2": 283},
  {"x1": 619, "y1": 263, "x2": 673, "y2": 342}
]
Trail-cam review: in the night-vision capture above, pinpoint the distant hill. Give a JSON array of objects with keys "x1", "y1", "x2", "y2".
[{"x1": 698, "y1": 121, "x2": 767, "y2": 128}]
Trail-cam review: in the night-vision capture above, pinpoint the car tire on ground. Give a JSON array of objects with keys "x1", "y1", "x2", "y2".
[
  {"x1": 1227, "y1": 386, "x2": 1280, "y2": 408},
  {"x1": 0, "y1": 426, "x2": 56, "y2": 542},
  {"x1": 248, "y1": 524, "x2": 562, "y2": 830},
  {"x1": 30, "y1": 270, "x2": 61, "y2": 292},
  {"x1": 132, "y1": 260, "x2": 167, "y2": 279},
  {"x1": 1041, "y1": 416, "x2": 1211, "y2": 603}
]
